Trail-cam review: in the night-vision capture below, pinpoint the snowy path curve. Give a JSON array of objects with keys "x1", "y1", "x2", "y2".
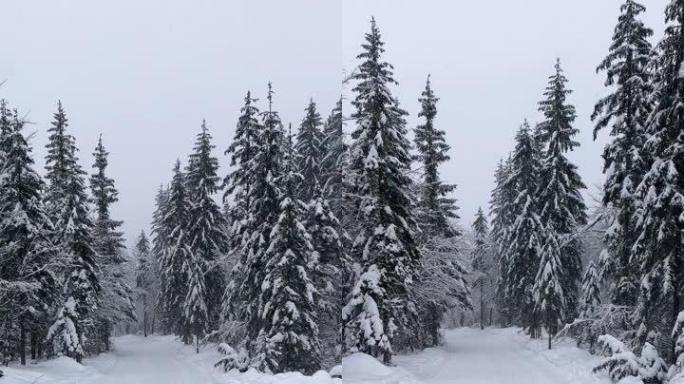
[
  {"x1": 396, "y1": 328, "x2": 608, "y2": 384},
  {"x1": 4, "y1": 335, "x2": 338, "y2": 384},
  {"x1": 3, "y1": 335, "x2": 223, "y2": 384},
  {"x1": 348, "y1": 328, "x2": 611, "y2": 384},
  {"x1": 87, "y1": 335, "x2": 222, "y2": 384}
]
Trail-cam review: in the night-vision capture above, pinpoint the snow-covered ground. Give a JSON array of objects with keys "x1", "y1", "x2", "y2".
[
  {"x1": 344, "y1": 327, "x2": 611, "y2": 384},
  {"x1": 1, "y1": 328, "x2": 612, "y2": 384},
  {"x1": 1, "y1": 335, "x2": 339, "y2": 384}
]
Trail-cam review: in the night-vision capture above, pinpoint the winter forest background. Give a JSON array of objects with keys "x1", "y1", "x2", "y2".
[{"x1": 1, "y1": 1, "x2": 684, "y2": 384}]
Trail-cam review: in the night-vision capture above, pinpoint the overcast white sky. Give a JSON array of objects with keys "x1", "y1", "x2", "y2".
[{"x1": 0, "y1": 0, "x2": 670, "y2": 245}]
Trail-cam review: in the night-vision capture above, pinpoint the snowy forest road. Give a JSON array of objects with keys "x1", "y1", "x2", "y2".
[
  {"x1": 3, "y1": 335, "x2": 338, "y2": 384},
  {"x1": 4, "y1": 329, "x2": 611, "y2": 384},
  {"x1": 388, "y1": 328, "x2": 610, "y2": 384},
  {"x1": 87, "y1": 335, "x2": 222, "y2": 384},
  {"x1": 2, "y1": 335, "x2": 223, "y2": 384}
]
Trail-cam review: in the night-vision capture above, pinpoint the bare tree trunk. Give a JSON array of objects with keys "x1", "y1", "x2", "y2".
[
  {"x1": 480, "y1": 282, "x2": 485, "y2": 330},
  {"x1": 143, "y1": 310, "x2": 148, "y2": 337},
  {"x1": 30, "y1": 332, "x2": 36, "y2": 360},
  {"x1": 19, "y1": 322, "x2": 26, "y2": 365},
  {"x1": 103, "y1": 322, "x2": 111, "y2": 351}
]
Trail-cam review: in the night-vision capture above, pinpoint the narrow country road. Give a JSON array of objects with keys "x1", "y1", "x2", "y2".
[
  {"x1": 3, "y1": 335, "x2": 337, "y2": 384},
  {"x1": 3, "y1": 335, "x2": 223, "y2": 384},
  {"x1": 391, "y1": 328, "x2": 610, "y2": 384},
  {"x1": 87, "y1": 335, "x2": 221, "y2": 384}
]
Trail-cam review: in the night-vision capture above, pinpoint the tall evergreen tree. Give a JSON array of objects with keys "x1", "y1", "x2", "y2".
[
  {"x1": 254, "y1": 134, "x2": 321, "y2": 374},
  {"x1": 294, "y1": 99, "x2": 324, "y2": 202},
  {"x1": 471, "y1": 207, "x2": 490, "y2": 329},
  {"x1": 134, "y1": 231, "x2": 154, "y2": 337},
  {"x1": 500, "y1": 122, "x2": 545, "y2": 333},
  {"x1": 413, "y1": 75, "x2": 459, "y2": 238},
  {"x1": 90, "y1": 135, "x2": 124, "y2": 256},
  {"x1": 223, "y1": 91, "x2": 262, "y2": 232},
  {"x1": 43, "y1": 100, "x2": 78, "y2": 223},
  {"x1": 342, "y1": 18, "x2": 420, "y2": 362},
  {"x1": 149, "y1": 185, "x2": 169, "y2": 334},
  {"x1": 0, "y1": 106, "x2": 57, "y2": 364},
  {"x1": 221, "y1": 92, "x2": 263, "y2": 337},
  {"x1": 186, "y1": 120, "x2": 228, "y2": 328},
  {"x1": 409, "y1": 75, "x2": 469, "y2": 349},
  {"x1": 536, "y1": 60, "x2": 587, "y2": 321},
  {"x1": 223, "y1": 83, "x2": 288, "y2": 367},
  {"x1": 490, "y1": 156, "x2": 517, "y2": 324},
  {"x1": 44, "y1": 103, "x2": 100, "y2": 362},
  {"x1": 89, "y1": 135, "x2": 134, "y2": 352},
  {"x1": 592, "y1": 0, "x2": 653, "y2": 307},
  {"x1": 157, "y1": 160, "x2": 193, "y2": 339},
  {"x1": 631, "y1": 0, "x2": 684, "y2": 363}
]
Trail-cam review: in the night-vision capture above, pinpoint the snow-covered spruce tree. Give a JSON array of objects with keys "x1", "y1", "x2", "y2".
[
  {"x1": 183, "y1": 248, "x2": 208, "y2": 354},
  {"x1": 320, "y1": 97, "x2": 346, "y2": 215},
  {"x1": 533, "y1": 228, "x2": 566, "y2": 349},
  {"x1": 134, "y1": 231, "x2": 154, "y2": 337},
  {"x1": 579, "y1": 261, "x2": 602, "y2": 320},
  {"x1": 223, "y1": 91, "x2": 261, "y2": 233},
  {"x1": 471, "y1": 207, "x2": 491, "y2": 330},
  {"x1": 157, "y1": 160, "x2": 193, "y2": 340},
  {"x1": 222, "y1": 83, "x2": 286, "y2": 367},
  {"x1": 411, "y1": 75, "x2": 469, "y2": 348},
  {"x1": 490, "y1": 156, "x2": 517, "y2": 324},
  {"x1": 413, "y1": 75, "x2": 459, "y2": 237},
  {"x1": 221, "y1": 92, "x2": 262, "y2": 336},
  {"x1": 294, "y1": 99, "x2": 324, "y2": 202},
  {"x1": 253, "y1": 133, "x2": 321, "y2": 374},
  {"x1": 43, "y1": 100, "x2": 78, "y2": 224},
  {"x1": 90, "y1": 135, "x2": 125, "y2": 258},
  {"x1": 149, "y1": 185, "x2": 169, "y2": 334},
  {"x1": 185, "y1": 120, "x2": 228, "y2": 329},
  {"x1": 0, "y1": 106, "x2": 58, "y2": 364},
  {"x1": 592, "y1": 0, "x2": 653, "y2": 307},
  {"x1": 500, "y1": 121, "x2": 545, "y2": 333},
  {"x1": 342, "y1": 18, "x2": 421, "y2": 362},
  {"x1": 307, "y1": 182, "x2": 350, "y2": 366},
  {"x1": 44, "y1": 103, "x2": 100, "y2": 363},
  {"x1": 89, "y1": 135, "x2": 135, "y2": 352},
  {"x1": 535, "y1": 60, "x2": 587, "y2": 322},
  {"x1": 631, "y1": 0, "x2": 684, "y2": 363}
]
